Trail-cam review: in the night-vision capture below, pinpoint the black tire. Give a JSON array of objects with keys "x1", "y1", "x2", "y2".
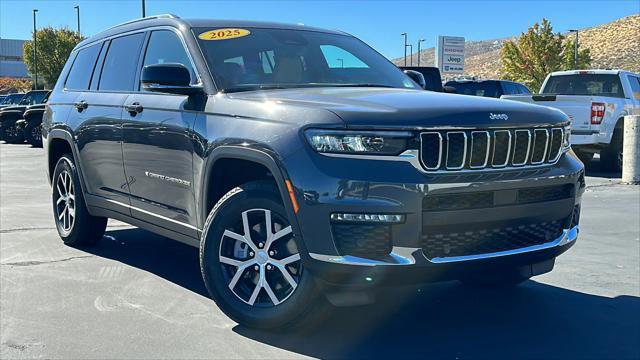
[
  {"x1": 575, "y1": 150, "x2": 594, "y2": 165},
  {"x1": 24, "y1": 122, "x2": 43, "y2": 148},
  {"x1": 0, "y1": 120, "x2": 25, "y2": 144},
  {"x1": 601, "y1": 126, "x2": 623, "y2": 172},
  {"x1": 52, "y1": 154, "x2": 107, "y2": 246},
  {"x1": 460, "y1": 270, "x2": 530, "y2": 289},
  {"x1": 200, "y1": 181, "x2": 320, "y2": 329}
]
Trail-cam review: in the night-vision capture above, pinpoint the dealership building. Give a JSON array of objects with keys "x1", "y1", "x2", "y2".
[{"x1": 0, "y1": 39, "x2": 29, "y2": 78}]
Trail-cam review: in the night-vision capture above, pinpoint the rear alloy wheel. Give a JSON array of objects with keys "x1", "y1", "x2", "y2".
[
  {"x1": 54, "y1": 169, "x2": 76, "y2": 236},
  {"x1": 1, "y1": 121, "x2": 25, "y2": 144},
  {"x1": 52, "y1": 154, "x2": 107, "y2": 246},
  {"x1": 601, "y1": 126, "x2": 623, "y2": 172},
  {"x1": 24, "y1": 122, "x2": 43, "y2": 147},
  {"x1": 200, "y1": 181, "x2": 320, "y2": 328}
]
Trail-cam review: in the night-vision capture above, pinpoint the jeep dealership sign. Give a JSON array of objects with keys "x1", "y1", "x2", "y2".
[{"x1": 435, "y1": 35, "x2": 465, "y2": 74}]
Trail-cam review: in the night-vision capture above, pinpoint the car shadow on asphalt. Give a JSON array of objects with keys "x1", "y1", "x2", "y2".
[
  {"x1": 88, "y1": 228, "x2": 639, "y2": 359},
  {"x1": 87, "y1": 227, "x2": 209, "y2": 297}
]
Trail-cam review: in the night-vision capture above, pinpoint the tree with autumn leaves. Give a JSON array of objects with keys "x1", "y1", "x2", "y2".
[
  {"x1": 501, "y1": 19, "x2": 591, "y2": 92},
  {"x1": 23, "y1": 27, "x2": 84, "y2": 89}
]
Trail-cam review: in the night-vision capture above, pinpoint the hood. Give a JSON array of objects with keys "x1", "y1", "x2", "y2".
[
  {"x1": 228, "y1": 88, "x2": 568, "y2": 129},
  {"x1": 0, "y1": 105, "x2": 27, "y2": 114}
]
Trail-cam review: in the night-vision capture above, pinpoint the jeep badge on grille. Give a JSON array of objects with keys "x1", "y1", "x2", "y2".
[{"x1": 489, "y1": 113, "x2": 509, "y2": 120}]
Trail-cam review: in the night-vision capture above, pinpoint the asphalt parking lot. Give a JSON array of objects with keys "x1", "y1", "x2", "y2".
[{"x1": 1, "y1": 143, "x2": 638, "y2": 359}]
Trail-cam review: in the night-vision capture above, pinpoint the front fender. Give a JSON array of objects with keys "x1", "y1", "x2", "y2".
[{"x1": 198, "y1": 145, "x2": 306, "y2": 254}]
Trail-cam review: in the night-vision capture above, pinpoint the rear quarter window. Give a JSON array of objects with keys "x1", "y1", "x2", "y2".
[{"x1": 65, "y1": 43, "x2": 102, "y2": 90}]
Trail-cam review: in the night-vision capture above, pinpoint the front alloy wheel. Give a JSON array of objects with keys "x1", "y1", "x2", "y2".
[
  {"x1": 200, "y1": 181, "x2": 320, "y2": 328},
  {"x1": 220, "y1": 208, "x2": 301, "y2": 306}
]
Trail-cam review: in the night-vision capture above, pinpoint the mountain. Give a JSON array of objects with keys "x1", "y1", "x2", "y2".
[{"x1": 392, "y1": 14, "x2": 640, "y2": 80}]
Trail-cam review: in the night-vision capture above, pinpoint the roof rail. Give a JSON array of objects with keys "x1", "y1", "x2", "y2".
[{"x1": 105, "y1": 13, "x2": 180, "y2": 32}]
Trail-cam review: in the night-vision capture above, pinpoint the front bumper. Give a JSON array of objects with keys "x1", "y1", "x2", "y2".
[{"x1": 284, "y1": 146, "x2": 585, "y2": 285}]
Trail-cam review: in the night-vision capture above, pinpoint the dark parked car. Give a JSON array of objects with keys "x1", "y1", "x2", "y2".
[
  {"x1": 398, "y1": 66, "x2": 445, "y2": 92},
  {"x1": 445, "y1": 79, "x2": 531, "y2": 98},
  {"x1": 44, "y1": 15, "x2": 584, "y2": 329},
  {"x1": 0, "y1": 92, "x2": 26, "y2": 110},
  {"x1": 0, "y1": 90, "x2": 50, "y2": 143},
  {"x1": 16, "y1": 100, "x2": 49, "y2": 147}
]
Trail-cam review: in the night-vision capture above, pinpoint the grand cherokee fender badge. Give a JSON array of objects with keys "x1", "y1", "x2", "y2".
[
  {"x1": 145, "y1": 171, "x2": 191, "y2": 187},
  {"x1": 489, "y1": 113, "x2": 509, "y2": 120}
]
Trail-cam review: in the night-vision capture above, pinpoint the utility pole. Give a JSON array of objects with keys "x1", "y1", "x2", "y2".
[
  {"x1": 401, "y1": 33, "x2": 408, "y2": 66},
  {"x1": 569, "y1": 29, "x2": 579, "y2": 69},
  {"x1": 32, "y1": 9, "x2": 38, "y2": 90},
  {"x1": 408, "y1": 44, "x2": 413, "y2": 66},
  {"x1": 417, "y1": 39, "x2": 425, "y2": 67},
  {"x1": 74, "y1": 6, "x2": 80, "y2": 34},
  {"x1": 142, "y1": 0, "x2": 146, "y2": 17}
]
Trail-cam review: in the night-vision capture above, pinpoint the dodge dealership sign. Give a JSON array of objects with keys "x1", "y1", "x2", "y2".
[{"x1": 436, "y1": 35, "x2": 465, "y2": 74}]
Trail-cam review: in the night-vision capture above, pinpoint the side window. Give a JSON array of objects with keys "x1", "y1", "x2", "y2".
[
  {"x1": 628, "y1": 76, "x2": 640, "y2": 101},
  {"x1": 518, "y1": 84, "x2": 531, "y2": 94},
  {"x1": 502, "y1": 82, "x2": 518, "y2": 95},
  {"x1": 98, "y1": 33, "x2": 145, "y2": 91},
  {"x1": 142, "y1": 30, "x2": 196, "y2": 85},
  {"x1": 319, "y1": 45, "x2": 368, "y2": 68},
  {"x1": 65, "y1": 43, "x2": 102, "y2": 90}
]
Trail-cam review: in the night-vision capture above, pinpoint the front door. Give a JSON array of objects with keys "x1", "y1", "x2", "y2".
[{"x1": 121, "y1": 29, "x2": 200, "y2": 236}]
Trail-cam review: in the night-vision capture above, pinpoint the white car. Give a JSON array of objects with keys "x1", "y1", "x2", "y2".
[{"x1": 502, "y1": 69, "x2": 640, "y2": 171}]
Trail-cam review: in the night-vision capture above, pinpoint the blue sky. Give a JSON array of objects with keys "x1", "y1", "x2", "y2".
[{"x1": 1, "y1": 0, "x2": 638, "y2": 59}]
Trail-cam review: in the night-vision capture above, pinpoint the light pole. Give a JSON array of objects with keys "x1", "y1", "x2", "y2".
[
  {"x1": 417, "y1": 39, "x2": 425, "y2": 67},
  {"x1": 407, "y1": 44, "x2": 413, "y2": 66},
  {"x1": 142, "y1": 0, "x2": 146, "y2": 17},
  {"x1": 32, "y1": 9, "x2": 38, "y2": 90},
  {"x1": 401, "y1": 33, "x2": 408, "y2": 66},
  {"x1": 74, "y1": 5, "x2": 80, "y2": 34},
  {"x1": 569, "y1": 29, "x2": 579, "y2": 69}
]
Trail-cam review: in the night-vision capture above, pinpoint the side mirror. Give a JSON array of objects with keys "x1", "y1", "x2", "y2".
[
  {"x1": 443, "y1": 85, "x2": 457, "y2": 94},
  {"x1": 403, "y1": 70, "x2": 426, "y2": 89},
  {"x1": 141, "y1": 63, "x2": 202, "y2": 95}
]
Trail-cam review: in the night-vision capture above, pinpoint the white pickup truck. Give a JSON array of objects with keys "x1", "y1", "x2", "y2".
[{"x1": 502, "y1": 70, "x2": 640, "y2": 171}]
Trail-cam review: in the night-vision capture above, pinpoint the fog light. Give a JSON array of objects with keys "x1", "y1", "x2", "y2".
[{"x1": 330, "y1": 213, "x2": 405, "y2": 223}]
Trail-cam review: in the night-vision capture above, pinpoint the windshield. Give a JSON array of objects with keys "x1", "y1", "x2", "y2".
[
  {"x1": 18, "y1": 91, "x2": 49, "y2": 105},
  {"x1": 542, "y1": 74, "x2": 624, "y2": 98},
  {"x1": 195, "y1": 27, "x2": 419, "y2": 92},
  {"x1": 1, "y1": 94, "x2": 25, "y2": 105}
]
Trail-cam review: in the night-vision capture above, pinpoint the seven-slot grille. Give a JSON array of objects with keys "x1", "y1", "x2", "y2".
[{"x1": 420, "y1": 127, "x2": 564, "y2": 171}]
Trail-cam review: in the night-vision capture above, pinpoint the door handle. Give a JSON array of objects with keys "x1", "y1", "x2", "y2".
[
  {"x1": 74, "y1": 100, "x2": 88, "y2": 112},
  {"x1": 125, "y1": 102, "x2": 143, "y2": 116}
]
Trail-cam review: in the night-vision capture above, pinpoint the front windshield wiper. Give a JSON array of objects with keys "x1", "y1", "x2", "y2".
[
  {"x1": 222, "y1": 84, "x2": 298, "y2": 93},
  {"x1": 328, "y1": 83, "x2": 397, "y2": 88},
  {"x1": 222, "y1": 83, "x2": 399, "y2": 93}
]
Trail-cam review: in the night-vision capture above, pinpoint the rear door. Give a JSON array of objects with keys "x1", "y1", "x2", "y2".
[
  {"x1": 71, "y1": 32, "x2": 145, "y2": 211},
  {"x1": 121, "y1": 29, "x2": 200, "y2": 236}
]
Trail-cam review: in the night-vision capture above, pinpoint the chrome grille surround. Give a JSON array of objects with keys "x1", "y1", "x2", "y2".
[
  {"x1": 419, "y1": 127, "x2": 564, "y2": 172},
  {"x1": 531, "y1": 128, "x2": 550, "y2": 164}
]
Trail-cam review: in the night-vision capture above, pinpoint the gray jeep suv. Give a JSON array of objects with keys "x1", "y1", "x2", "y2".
[{"x1": 43, "y1": 14, "x2": 584, "y2": 328}]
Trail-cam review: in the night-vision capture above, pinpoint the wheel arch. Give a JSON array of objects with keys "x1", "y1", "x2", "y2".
[
  {"x1": 46, "y1": 129, "x2": 87, "y2": 191},
  {"x1": 199, "y1": 146, "x2": 302, "y2": 244}
]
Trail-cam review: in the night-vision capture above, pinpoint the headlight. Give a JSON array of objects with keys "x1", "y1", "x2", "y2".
[
  {"x1": 305, "y1": 130, "x2": 412, "y2": 155},
  {"x1": 563, "y1": 125, "x2": 571, "y2": 149}
]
